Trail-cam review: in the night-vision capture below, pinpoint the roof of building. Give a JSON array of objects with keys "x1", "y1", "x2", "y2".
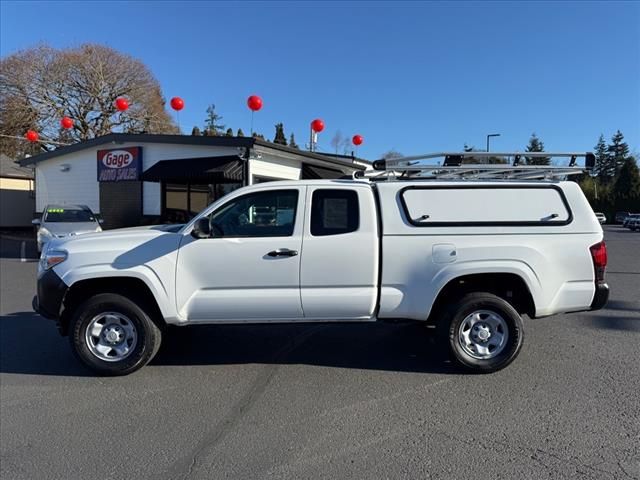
[
  {"x1": 312, "y1": 151, "x2": 368, "y2": 163},
  {"x1": 0, "y1": 154, "x2": 33, "y2": 179},
  {"x1": 18, "y1": 133, "x2": 370, "y2": 170}
]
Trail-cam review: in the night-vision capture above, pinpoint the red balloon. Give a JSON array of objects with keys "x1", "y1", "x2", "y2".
[
  {"x1": 25, "y1": 130, "x2": 39, "y2": 143},
  {"x1": 60, "y1": 116, "x2": 73, "y2": 129},
  {"x1": 247, "y1": 95, "x2": 263, "y2": 112},
  {"x1": 311, "y1": 119, "x2": 325, "y2": 133},
  {"x1": 352, "y1": 134, "x2": 364, "y2": 146},
  {"x1": 115, "y1": 97, "x2": 129, "y2": 111},
  {"x1": 170, "y1": 97, "x2": 184, "y2": 111}
]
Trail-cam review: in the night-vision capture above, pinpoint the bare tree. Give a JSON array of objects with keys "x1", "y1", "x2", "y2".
[
  {"x1": 340, "y1": 137, "x2": 352, "y2": 156},
  {"x1": 330, "y1": 130, "x2": 345, "y2": 155},
  {"x1": 382, "y1": 150, "x2": 404, "y2": 160},
  {"x1": 329, "y1": 130, "x2": 352, "y2": 156},
  {"x1": 0, "y1": 44, "x2": 178, "y2": 158}
]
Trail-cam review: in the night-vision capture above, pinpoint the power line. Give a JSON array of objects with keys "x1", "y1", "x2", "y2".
[{"x1": 0, "y1": 134, "x2": 71, "y2": 146}]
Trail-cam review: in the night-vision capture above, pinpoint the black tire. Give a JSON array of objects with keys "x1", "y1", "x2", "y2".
[
  {"x1": 69, "y1": 293, "x2": 162, "y2": 376},
  {"x1": 443, "y1": 292, "x2": 524, "y2": 373}
]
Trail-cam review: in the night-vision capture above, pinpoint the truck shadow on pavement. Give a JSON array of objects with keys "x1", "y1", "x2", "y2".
[
  {"x1": 0, "y1": 312, "x2": 92, "y2": 376},
  {"x1": 579, "y1": 300, "x2": 640, "y2": 332},
  {"x1": 0, "y1": 312, "x2": 461, "y2": 376},
  {"x1": 581, "y1": 314, "x2": 640, "y2": 332},
  {"x1": 153, "y1": 322, "x2": 461, "y2": 374}
]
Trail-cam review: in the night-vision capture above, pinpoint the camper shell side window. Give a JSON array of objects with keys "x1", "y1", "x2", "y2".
[{"x1": 399, "y1": 185, "x2": 573, "y2": 227}]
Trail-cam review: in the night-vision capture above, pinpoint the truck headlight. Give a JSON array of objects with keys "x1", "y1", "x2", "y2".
[{"x1": 40, "y1": 250, "x2": 67, "y2": 270}]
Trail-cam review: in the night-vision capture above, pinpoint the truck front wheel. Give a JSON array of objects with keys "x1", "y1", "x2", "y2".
[
  {"x1": 445, "y1": 292, "x2": 524, "y2": 373},
  {"x1": 69, "y1": 293, "x2": 162, "y2": 376}
]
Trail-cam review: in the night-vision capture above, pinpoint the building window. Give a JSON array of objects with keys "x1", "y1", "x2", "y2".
[
  {"x1": 164, "y1": 183, "x2": 189, "y2": 223},
  {"x1": 189, "y1": 184, "x2": 210, "y2": 214},
  {"x1": 163, "y1": 182, "x2": 242, "y2": 224},
  {"x1": 310, "y1": 189, "x2": 359, "y2": 236}
]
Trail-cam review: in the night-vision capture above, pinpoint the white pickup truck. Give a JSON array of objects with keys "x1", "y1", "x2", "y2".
[{"x1": 34, "y1": 152, "x2": 609, "y2": 375}]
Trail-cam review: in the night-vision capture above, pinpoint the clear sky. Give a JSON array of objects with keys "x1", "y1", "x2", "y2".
[{"x1": 1, "y1": 0, "x2": 639, "y2": 160}]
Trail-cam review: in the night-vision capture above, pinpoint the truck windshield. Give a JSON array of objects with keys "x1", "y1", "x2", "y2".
[{"x1": 44, "y1": 208, "x2": 95, "y2": 223}]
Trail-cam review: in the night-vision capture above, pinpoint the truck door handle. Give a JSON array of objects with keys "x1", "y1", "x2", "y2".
[{"x1": 267, "y1": 248, "x2": 298, "y2": 257}]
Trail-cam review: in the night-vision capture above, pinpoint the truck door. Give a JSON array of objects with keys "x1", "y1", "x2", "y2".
[
  {"x1": 176, "y1": 186, "x2": 305, "y2": 321},
  {"x1": 300, "y1": 185, "x2": 379, "y2": 320}
]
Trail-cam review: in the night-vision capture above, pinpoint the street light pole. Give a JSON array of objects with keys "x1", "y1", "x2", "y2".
[{"x1": 486, "y1": 133, "x2": 501, "y2": 152}]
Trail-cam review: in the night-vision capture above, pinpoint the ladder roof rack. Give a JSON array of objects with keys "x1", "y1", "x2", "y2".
[{"x1": 355, "y1": 151, "x2": 595, "y2": 181}]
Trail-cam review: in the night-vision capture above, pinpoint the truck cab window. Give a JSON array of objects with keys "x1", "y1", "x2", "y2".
[
  {"x1": 209, "y1": 189, "x2": 298, "y2": 237},
  {"x1": 311, "y1": 189, "x2": 359, "y2": 236}
]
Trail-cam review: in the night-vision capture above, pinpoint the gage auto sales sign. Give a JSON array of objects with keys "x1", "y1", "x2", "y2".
[{"x1": 97, "y1": 147, "x2": 142, "y2": 182}]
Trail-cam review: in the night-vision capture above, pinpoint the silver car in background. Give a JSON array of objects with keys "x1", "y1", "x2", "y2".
[
  {"x1": 623, "y1": 213, "x2": 640, "y2": 228},
  {"x1": 33, "y1": 204, "x2": 103, "y2": 253}
]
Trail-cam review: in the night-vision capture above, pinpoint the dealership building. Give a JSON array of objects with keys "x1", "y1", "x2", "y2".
[
  {"x1": 19, "y1": 133, "x2": 370, "y2": 228},
  {"x1": 1, "y1": 153, "x2": 35, "y2": 228}
]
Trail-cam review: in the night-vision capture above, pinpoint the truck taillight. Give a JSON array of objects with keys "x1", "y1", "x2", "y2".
[{"x1": 589, "y1": 241, "x2": 607, "y2": 283}]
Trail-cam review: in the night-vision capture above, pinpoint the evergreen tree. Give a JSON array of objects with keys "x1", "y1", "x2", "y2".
[
  {"x1": 606, "y1": 130, "x2": 630, "y2": 178},
  {"x1": 225, "y1": 128, "x2": 233, "y2": 137},
  {"x1": 461, "y1": 143, "x2": 506, "y2": 164},
  {"x1": 273, "y1": 123, "x2": 287, "y2": 145},
  {"x1": 486, "y1": 156, "x2": 508, "y2": 165},
  {"x1": 237, "y1": 128, "x2": 244, "y2": 137},
  {"x1": 462, "y1": 143, "x2": 479, "y2": 163},
  {"x1": 577, "y1": 176, "x2": 612, "y2": 213},
  {"x1": 289, "y1": 133, "x2": 299, "y2": 149},
  {"x1": 524, "y1": 133, "x2": 550, "y2": 165},
  {"x1": 612, "y1": 157, "x2": 640, "y2": 212},
  {"x1": 593, "y1": 134, "x2": 608, "y2": 178},
  {"x1": 191, "y1": 126, "x2": 201, "y2": 136},
  {"x1": 204, "y1": 104, "x2": 225, "y2": 135}
]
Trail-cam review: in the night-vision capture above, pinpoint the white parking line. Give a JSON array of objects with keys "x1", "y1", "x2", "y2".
[{"x1": 20, "y1": 241, "x2": 26, "y2": 262}]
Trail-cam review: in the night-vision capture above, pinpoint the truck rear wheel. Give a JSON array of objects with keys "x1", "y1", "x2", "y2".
[
  {"x1": 445, "y1": 292, "x2": 524, "y2": 373},
  {"x1": 69, "y1": 293, "x2": 162, "y2": 376}
]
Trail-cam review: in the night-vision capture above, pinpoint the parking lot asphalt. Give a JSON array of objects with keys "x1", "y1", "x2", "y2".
[{"x1": 1, "y1": 226, "x2": 639, "y2": 480}]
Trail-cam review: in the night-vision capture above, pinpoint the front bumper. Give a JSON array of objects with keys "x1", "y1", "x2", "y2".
[
  {"x1": 590, "y1": 283, "x2": 609, "y2": 311},
  {"x1": 34, "y1": 268, "x2": 68, "y2": 320}
]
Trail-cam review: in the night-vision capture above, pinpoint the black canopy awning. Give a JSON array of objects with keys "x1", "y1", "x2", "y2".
[
  {"x1": 301, "y1": 163, "x2": 346, "y2": 179},
  {"x1": 141, "y1": 156, "x2": 244, "y2": 183}
]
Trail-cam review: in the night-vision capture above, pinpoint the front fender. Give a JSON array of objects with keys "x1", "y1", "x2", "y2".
[{"x1": 56, "y1": 264, "x2": 179, "y2": 322}]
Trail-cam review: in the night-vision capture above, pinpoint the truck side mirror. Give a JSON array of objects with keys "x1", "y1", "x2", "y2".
[
  {"x1": 191, "y1": 217, "x2": 211, "y2": 239},
  {"x1": 32, "y1": 219, "x2": 41, "y2": 226}
]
